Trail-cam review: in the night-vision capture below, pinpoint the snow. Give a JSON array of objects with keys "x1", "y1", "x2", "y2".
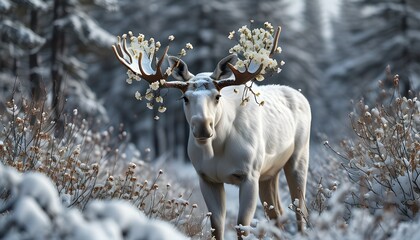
[
  {"x1": 58, "y1": 11, "x2": 115, "y2": 49},
  {"x1": 0, "y1": 0, "x2": 11, "y2": 12},
  {"x1": 6, "y1": 0, "x2": 47, "y2": 11},
  {"x1": 10, "y1": 197, "x2": 52, "y2": 239},
  {"x1": 18, "y1": 173, "x2": 62, "y2": 217},
  {"x1": 0, "y1": 19, "x2": 46, "y2": 54},
  {"x1": 0, "y1": 163, "x2": 189, "y2": 240}
]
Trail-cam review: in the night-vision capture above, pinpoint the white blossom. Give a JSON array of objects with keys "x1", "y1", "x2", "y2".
[
  {"x1": 179, "y1": 48, "x2": 186, "y2": 57},
  {"x1": 135, "y1": 91, "x2": 142, "y2": 100},
  {"x1": 228, "y1": 31, "x2": 235, "y2": 40},
  {"x1": 228, "y1": 22, "x2": 281, "y2": 79},
  {"x1": 255, "y1": 75, "x2": 264, "y2": 81},
  {"x1": 150, "y1": 81, "x2": 160, "y2": 91},
  {"x1": 145, "y1": 91, "x2": 154, "y2": 101},
  {"x1": 158, "y1": 106, "x2": 167, "y2": 113},
  {"x1": 185, "y1": 43, "x2": 193, "y2": 50},
  {"x1": 155, "y1": 96, "x2": 163, "y2": 103}
]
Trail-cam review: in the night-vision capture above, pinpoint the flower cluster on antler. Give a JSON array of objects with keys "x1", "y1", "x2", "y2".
[
  {"x1": 113, "y1": 31, "x2": 192, "y2": 119},
  {"x1": 229, "y1": 21, "x2": 283, "y2": 82},
  {"x1": 227, "y1": 21, "x2": 283, "y2": 105}
]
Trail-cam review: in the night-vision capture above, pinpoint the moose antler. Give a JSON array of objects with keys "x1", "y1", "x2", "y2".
[
  {"x1": 112, "y1": 35, "x2": 188, "y2": 91},
  {"x1": 215, "y1": 26, "x2": 281, "y2": 89}
]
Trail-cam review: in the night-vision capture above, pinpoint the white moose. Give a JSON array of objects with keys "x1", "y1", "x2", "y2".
[{"x1": 112, "y1": 27, "x2": 311, "y2": 239}]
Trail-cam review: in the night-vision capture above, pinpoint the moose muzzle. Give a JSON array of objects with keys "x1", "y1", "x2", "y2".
[{"x1": 191, "y1": 116, "x2": 214, "y2": 141}]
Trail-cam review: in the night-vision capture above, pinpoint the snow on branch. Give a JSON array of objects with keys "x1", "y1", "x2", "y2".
[
  {"x1": 0, "y1": 164, "x2": 189, "y2": 240},
  {"x1": 12, "y1": 0, "x2": 48, "y2": 11},
  {"x1": 0, "y1": 19, "x2": 46, "y2": 54},
  {"x1": 92, "y1": 0, "x2": 119, "y2": 11},
  {"x1": 57, "y1": 11, "x2": 115, "y2": 50},
  {"x1": 0, "y1": 0, "x2": 12, "y2": 12}
]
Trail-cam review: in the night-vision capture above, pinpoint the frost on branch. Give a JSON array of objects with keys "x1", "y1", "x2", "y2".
[
  {"x1": 0, "y1": 19, "x2": 46, "y2": 54},
  {"x1": 228, "y1": 21, "x2": 283, "y2": 106},
  {"x1": 337, "y1": 73, "x2": 420, "y2": 220}
]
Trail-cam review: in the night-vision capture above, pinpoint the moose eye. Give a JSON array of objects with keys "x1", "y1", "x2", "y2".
[{"x1": 215, "y1": 94, "x2": 222, "y2": 102}]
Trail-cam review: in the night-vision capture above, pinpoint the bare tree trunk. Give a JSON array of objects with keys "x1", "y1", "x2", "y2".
[
  {"x1": 51, "y1": 0, "x2": 66, "y2": 136},
  {"x1": 29, "y1": 10, "x2": 45, "y2": 103}
]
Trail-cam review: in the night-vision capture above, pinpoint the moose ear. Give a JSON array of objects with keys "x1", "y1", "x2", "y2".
[
  {"x1": 167, "y1": 56, "x2": 194, "y2": 81},
  {"x1": 210, "y1": 54, "x2": 238, "y2": 80}
]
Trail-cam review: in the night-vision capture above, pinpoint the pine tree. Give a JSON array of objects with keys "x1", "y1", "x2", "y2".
[
  {"x1": 0, "y1": 0, "x2": 117, "y2": 127},
  {"x1": 0, "y1": 0, "x2": 47, "y2": 101},
  {"x1": 302, "y1": 0, "x2": 324, "y2": 62},
  {"x1": 329, "y1": 0, "x2": 420, "y2": 95}
]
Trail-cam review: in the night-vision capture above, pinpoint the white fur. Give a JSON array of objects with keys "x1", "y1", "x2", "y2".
[{"x1": 181, "y1": 73, "x2": 311, "y2": 239}]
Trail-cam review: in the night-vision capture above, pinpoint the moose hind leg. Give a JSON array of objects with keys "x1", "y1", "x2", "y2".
[
  {"x1": 284, "y1": 146, "x2": 309, "y2": 231},
  {"x1": 258, "y1": 172, "x2": 283, "y2": 220}
]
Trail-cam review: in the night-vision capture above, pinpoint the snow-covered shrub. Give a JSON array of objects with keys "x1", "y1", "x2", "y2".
[
  {"x1": 338, "y1": 74, "x2": 420, "y2": 220},
  {"x1": 0, "y1": 96, "x2": 207, "y2": 238},
  {"x1": 299, "y1": 183, "x2": 420, "y2": 240},
  {"x1": 0, "y1": 163, "x2": 189, "y2": 240}
]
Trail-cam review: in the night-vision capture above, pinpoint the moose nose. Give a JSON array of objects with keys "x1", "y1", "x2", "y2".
[{"x1": 191, "y1": 116, "x2": 213, "y2": 139}]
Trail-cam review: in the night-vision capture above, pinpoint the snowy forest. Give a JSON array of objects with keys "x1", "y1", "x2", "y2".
[{"x1": 1, "y1": 0, "x2": 420, "y2": 239}]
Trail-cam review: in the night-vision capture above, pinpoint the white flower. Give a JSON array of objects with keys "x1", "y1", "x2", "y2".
[
  {"x1": 238, "y1": 25, "x2": 248, "y2": 33},
  {"x1": 135, "y1": 91, "x2": 142, "y2": 100},
  {"x1": 255, "y1": 75, "x2": 264, "y2": 81},
  {"x1": 228, "y1": 31, "x2": 235, "y2": 39},
  {"x1": 155, "y1": 96, "x2": 163, "y2": 103},
  {"x1": 185, "y1": 43, "x2": 193, "y2": 50},
  {"x1": 146, "y1": 103, "x2": 153, "y2": 109},
  {"x1": 160, "y1": 79, "x2": 167, "y2": 85},
  {"x1": 145, "y1": 91, "x2": 154, "y2": 101},
  {"x1": 150, "y1": 81, "x2": 160, "y2": 91},
  {"x1": 154, "y1": 116, "x2": 160, "y2": 120},
  {"x1": 126, "y1": 70, "x2": 140, "y2": 82},
  {"x1": 236, "y1": 60, "x2": 245, "y2": 68},
  {"x1": 264, "y1": 22, "x2": 273, "y2": 30},
  {"x1": 280, "y1": 60, "x2": 285, "y2": 66},
  {"x1": 155, "y1": 41, "x2": 161, "y2": 48},
  {"x1": 168, "y1": 35, "x2": 175, "y2": 41},
  {"x1": 179, "y1": 48, "x2": 186, "y2": 56},
  {"x1": 158, "y1": 106, "x2": 167, "y2": 113}
]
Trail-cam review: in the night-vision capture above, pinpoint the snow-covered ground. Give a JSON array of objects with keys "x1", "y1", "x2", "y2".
[{"x1": 0, "y1": 163, "x2": 188, "y2": 240}]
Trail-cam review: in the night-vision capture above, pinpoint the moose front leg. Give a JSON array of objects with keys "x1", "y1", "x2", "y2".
[
  {"x1": 199, "y1": 177, "x2": 226, "y2": 240},
  {"x1": 237, "y1": 176, "x2": 259, "y2": 238}
]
